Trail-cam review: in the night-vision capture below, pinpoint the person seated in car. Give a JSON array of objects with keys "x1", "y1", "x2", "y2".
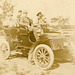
[
  {"x1": 33, "y1": 12, "x2": 48, "y2": 40},
  {"x1": 36, "y1": 12, "x2": 51, "y2": 34},
  {"x1": 16, "y1": 10, "x2": 22, "y2": 26},
  {"x1": 20, "y1": 11, "x2": 33, "y2": 31},
  {"x1": 17, "y1": 10, "x2": 22, "y2": 21},
  {"x1": 3, "y1": 13, "x2": 16, "y2": 28},
  {"x1": 36, "y1": 12, "x2": 48, "y2": 25}
]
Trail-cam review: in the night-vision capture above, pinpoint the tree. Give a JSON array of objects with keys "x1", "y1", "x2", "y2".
[
  {"x1": 51, "y1": 16, "x2": 70, "y2": 29},
  {"x1": 0, "y1": 0, "x2": 14, "y2": 18}
]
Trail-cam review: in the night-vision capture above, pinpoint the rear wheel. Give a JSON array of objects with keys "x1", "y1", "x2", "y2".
[
  {"x1": 0, "y1": 41, "x2": 10, "y2": 59},
  {"x1": 33, "y1": 44, "x2": 54, "y2": 70}
]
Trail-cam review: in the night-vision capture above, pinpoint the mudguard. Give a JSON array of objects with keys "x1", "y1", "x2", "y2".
[{"x1": 31, "y1": 33, "x2": 67, "y2": 51}]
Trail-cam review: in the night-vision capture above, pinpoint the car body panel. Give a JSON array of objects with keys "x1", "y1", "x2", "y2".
[{"x1": 0, "y1": 24, "x2": 68, "y2": 51}]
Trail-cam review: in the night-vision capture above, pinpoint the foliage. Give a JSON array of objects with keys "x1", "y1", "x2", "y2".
[
  {"x1": 0, "y1": 0, "x2": 14, "y2": 18},
  {"x1": 51, "y1": 16, "x2": 70, "y2": 29}
]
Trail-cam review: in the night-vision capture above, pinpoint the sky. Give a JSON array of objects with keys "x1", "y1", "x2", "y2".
[{"x1": 1, "y1": 0, "x2": 75, "y2": 25}]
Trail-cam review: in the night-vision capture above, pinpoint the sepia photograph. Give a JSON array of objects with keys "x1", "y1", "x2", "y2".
[{"x1": 0, "y1": 0, "x2": 75, "y2": 75}]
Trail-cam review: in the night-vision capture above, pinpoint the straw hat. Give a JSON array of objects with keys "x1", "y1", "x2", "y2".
[{"x1": 36, "y1": 12, "x2": 43, "y2": 17}]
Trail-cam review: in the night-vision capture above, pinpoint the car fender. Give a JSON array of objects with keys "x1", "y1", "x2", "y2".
[
  {"x1": 28, "y1": 38, "x2": 52, "y2": 61},
  {"x1": 29, "y1": 38, "x2": 52, "y2": 54},
  {"x1": 30, "y1": 33, "x2": 67, "y2": 52}
]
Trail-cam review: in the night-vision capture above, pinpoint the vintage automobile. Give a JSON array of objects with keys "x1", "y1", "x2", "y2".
[{"x1": 0, "y1": 24, "x2": 70, "y2": 70}]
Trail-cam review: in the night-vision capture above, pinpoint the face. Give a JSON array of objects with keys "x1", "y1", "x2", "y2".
[
  {"x1": 23, "y1": 13, "x2": 27, "y2": 17},
  {"x1": 18, "y1": 12, "x2": 22, "y2": 15},
  {"x1": 37, "y1": 14, "x2": 42, "y2": 18}
]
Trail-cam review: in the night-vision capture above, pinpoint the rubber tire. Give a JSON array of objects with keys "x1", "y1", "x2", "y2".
[
  {"x1": 0, "y1": 41, "x2": 10, "y2": 60},
  {"x1": 33, "y1": 44, "x2": 54, "y2": 70}
]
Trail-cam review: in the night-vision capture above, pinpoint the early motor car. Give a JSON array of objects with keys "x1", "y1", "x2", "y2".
[{"x1": 0, "y1": 24, "x2": 70, "y2": 70}]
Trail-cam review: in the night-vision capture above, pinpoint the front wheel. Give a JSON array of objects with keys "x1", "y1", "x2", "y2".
[
  {"x1": 0, "y1": 41, "x2": 10, "y2": 60},
  {"x1": 33, "y1": 44, "x2": 54, "y2": 70}
]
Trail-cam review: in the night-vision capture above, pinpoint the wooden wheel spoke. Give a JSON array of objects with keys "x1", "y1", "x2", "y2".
[
  {"x1": 37, "y1": 52, "x2": 41, "y2": 56},
  {"x1": 38, "y1": 59, "x2": 42, "y2": 64},
  {"x1": 44, "y1": 57, "x2": 50, "y2": 62},
  {"x1": 45, "y1": 52, "x2": 49, "y2": 56},
  {"x1": 40, "y1": 47, "x2": 44, "y2": 53},
  {"x1": 37, "y1": 49, "x2": 42, "y2": 54},
  {"x1": 43, "y1": 49, "x2": 47, "y2": 54},
  {"x1": 43, "y1": 59, "x2": 48, "y2": 66}
]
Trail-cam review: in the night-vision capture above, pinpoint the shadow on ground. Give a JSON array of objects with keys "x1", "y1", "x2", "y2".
[{"x1": 9, "y1": 49, "x2": 73, "y2": 71}]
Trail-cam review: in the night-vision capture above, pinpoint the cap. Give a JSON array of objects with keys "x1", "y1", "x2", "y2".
[{"x1": 18, "y1": 10, "x2": 22, "y2": 12}]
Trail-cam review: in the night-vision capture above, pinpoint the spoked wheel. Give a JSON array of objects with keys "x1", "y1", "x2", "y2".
[
  {"x1": 0, "y1": 41, "x2": 10, "y2": 60},
  {"x1": 33, "y1": 44, "x2": 54, "y2": 70}
]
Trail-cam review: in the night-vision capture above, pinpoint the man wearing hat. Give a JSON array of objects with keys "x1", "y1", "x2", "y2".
[
  {"x1": 16, "y1": 10, "x2": 22, "y2": 26},
  {"x1": 20, "y1": 11, "x2": 33, "y2": 30},
  {"x1": 36, "y1": 12, "x2": 48, "y2": 25},
  {"x1": 33, "y1": 12, "x2": 49, "y2": 40}
]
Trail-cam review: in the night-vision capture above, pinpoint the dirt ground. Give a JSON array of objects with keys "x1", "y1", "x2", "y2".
[{"x1": 0, "y1": 54, "x2": 75, "y2": 75}]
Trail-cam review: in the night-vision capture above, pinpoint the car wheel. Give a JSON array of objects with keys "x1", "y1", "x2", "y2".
[
  {"x1": 0, "y1": 41, "x2": 10, "y2": 60},
  {"x1": 33, "y1": 44, "x2": 54, "y2": 70}
]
